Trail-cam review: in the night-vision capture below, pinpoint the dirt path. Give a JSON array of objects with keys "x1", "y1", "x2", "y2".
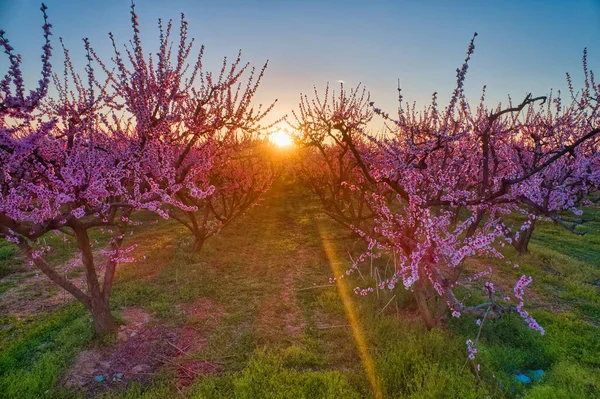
[{"x1": 248, "y1": 180, "x2": 311, "y2": 345}]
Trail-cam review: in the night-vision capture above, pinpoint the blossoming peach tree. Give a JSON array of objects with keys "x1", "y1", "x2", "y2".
[
  {"x1": 293, "y1": 34, "x2": 599, "y2": 358},
  {"x1": 90, "y1": 3, "x2": 278, "y2": 253},
  {"x1": 289, "y1": 83, "x2": 384, "y2": 235},
  {"x1": 498, "y1": 60, "x2": 600, "y2": 253},
  {"x1": 0, "y1": 4, "x2": 273, "y2": 335},
  {"x1": 0, "y1": 5, "x2": 147, "y2": 335},
  {"x1": 169, "y1": 134, "x2": 280, "y2": 252}
]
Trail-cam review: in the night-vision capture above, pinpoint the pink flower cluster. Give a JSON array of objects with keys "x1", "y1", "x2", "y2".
[
  {"x1": 353, "y1": 286, "x2": 374, "y2": 296},
  {"x1": 513, "y1": 275, "x2": 545, "y2": 335},
  {"x1": 466, "y1": 339, "x2": 478, "y2": 360}
]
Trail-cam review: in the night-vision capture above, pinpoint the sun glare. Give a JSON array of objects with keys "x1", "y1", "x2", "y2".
[{"x1": 269, "y1": 130, "x2": 293, "y2": 147}]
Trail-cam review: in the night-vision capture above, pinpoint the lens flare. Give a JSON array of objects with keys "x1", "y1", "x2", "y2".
[{"x1": 317, "y1": 220, "x2": 383, "y2": 399}]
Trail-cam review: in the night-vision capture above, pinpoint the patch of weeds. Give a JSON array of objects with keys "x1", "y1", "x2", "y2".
[
  {"x1": 524, "y1": 361, "x2": 599, "y2": 399},
  {"x1": 187, "y1": 375, "x2": 236, "y2": 399},
  {"x1": 190, "y1": 350, "x2": 361, "y2": 399},
  {"x1": 67, "y1": 268, "x2": 84, "y2": 279},
  {"x1": 315, "y1": 290, "x2": 345, "y2": 317},
  {"x1": 0, "y1": 305, "x2": 92, "y2": 399},
  {"x1": 196, "y1": 309, "x2": 256, "y2": 372},
  {"x1": 373, "y1": 317, "x2": 486, "y2": 399},
  {"x1": 0, "y1": 245, "x2": 20, "y2": 278},
  {"x1": 448, "y1": 312, "x2": 550, "y2": 393},
  {"x1": 280, "y1": 344, "x2": 326, "y2": 370},
  {"x1": 97, "y1": 374, "x2": 179, "y2": 399},
  {"x1": 537, "y1": 311, "x2": 600, "y2": 368},
  {"x1": 0, "y1": 280, "x2": 18, "y2": 295}
]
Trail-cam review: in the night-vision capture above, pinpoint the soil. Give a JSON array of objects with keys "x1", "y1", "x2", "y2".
[
  {"x1": 62, "y1": 301, "x2": 224, "y2": 395},
  {"x1": 256, "y1": 246, "x2": 308, "y2": 344}
]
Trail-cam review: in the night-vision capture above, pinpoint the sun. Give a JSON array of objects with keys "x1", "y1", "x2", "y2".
[{"x1": 269, "y1": 130, "x2": 293, "y2": 147}]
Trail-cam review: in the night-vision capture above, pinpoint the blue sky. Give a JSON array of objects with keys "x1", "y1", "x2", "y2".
[{"x1": 1, "y1": 0, "x2": 599, "y2": 130}]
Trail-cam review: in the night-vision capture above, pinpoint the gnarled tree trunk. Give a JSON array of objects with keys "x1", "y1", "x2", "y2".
[
  {"x1": 90, "y1": 294, "x2": 117, "y2": 336},
  {"x1": 73, "y1": 227, "x2": 118, "y2": 336},
  {"x1": 191, "y1": 235, "x2": 206, "y2": 253},
  {"x1": 513, "y1": 218, "x2": 536, "y2": 255}
]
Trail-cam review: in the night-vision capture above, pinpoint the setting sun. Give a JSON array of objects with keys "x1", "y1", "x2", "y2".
[{"x1": 269, "y1": 130, "x2": 294, "y2": 147}]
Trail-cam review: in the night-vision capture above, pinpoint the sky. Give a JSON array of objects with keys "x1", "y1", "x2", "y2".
[{"x1": 1, "y1": 0, "x2": 599, "y2": 131}]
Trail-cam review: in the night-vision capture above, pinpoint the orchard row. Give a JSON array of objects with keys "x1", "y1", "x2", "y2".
[{"x1": 1, "y1": 4, "x2": 598, "y2": 347}]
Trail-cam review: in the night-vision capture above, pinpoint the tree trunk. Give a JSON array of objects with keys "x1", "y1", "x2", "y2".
[
  {"x1": 74, "y1": 226, "x2": 118, "y2": 336},
  {"x1": 514, "y1": 218, "x2": 536, "y2": 255},
  {"x1": 192, "y1": 236, "x2": 205, "y2": 252},
  {"x1": 90, "y1": 294, "x2": 117, "y2": 335},
  {"x1": 414, "y1": 280, "x2": 437, "y2": 330}
]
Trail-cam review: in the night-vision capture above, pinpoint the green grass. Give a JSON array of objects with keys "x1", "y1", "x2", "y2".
[
  {"x1": 0, "y1": 304, "x2": 91, "y2": 399},
  {"x1": 0, "y1": 175, "x2": 598, "y2": 398},
  {"x1": 0, "y1": 241, "x2": 25, "y2": 294},
  {"x1": 530, "y1": 207, "x2": 600, "y2": 266},
  {"x1": 192, "y1": 350, "x2": 361, "y2": 399}
]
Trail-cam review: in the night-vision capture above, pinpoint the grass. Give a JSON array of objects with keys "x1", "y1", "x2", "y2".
[
  {"x1": 0, "y1": 241, "x2": 25, "y2": 295},
  {"x1": 0, "y1": 175, "x2": 598, "y2": 398},
  {"x1": 0, "y1": 304, "x2": 91, "y2": 399}
]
